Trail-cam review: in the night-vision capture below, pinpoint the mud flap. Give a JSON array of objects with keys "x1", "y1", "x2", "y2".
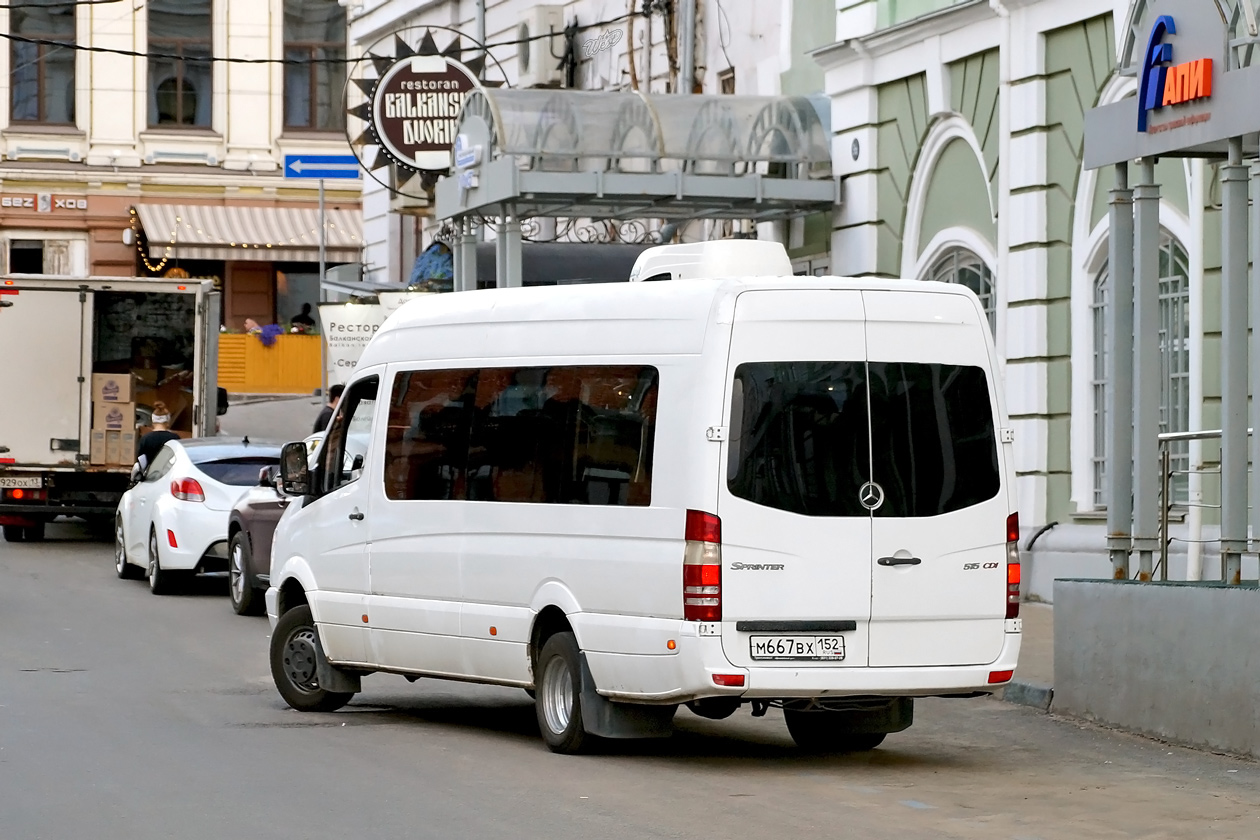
[
  {"x1": 579, "y1": 653, "x2": 676, "y2": 739},
  {"x1": 314, "y1": 631, "x2": 362, "y2": 694}
]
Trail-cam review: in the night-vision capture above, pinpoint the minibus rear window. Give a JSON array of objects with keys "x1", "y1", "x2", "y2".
[
  {"x1": 867, "y1": 362, "x2": 1000, "y2": 518},
  {"x1": 727, "y1": 362, "x2": 999, "y2": 517},
  {"x1": 727, "y1": 362, "x2": 871, "y2": 517}
]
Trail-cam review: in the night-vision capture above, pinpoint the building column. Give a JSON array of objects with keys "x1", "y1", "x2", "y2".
[
  {"x1": 1220, "y1": 138, "x2": 1249, "y2": 583},
  {"x1": 1131, "y1": 158, "x2": 1160, "y2": 580},
  {"x1": 1106, "y1": 162, "x2": 1134, "y2": 580}
]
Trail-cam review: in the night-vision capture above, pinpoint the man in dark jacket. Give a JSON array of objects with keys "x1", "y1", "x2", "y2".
[{"x1": 313, "y1": 384, "x2": 344, "y2": 433}]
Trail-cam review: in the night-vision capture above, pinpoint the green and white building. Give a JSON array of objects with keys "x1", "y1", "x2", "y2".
[{"x1": 814, "y1": 0, "x2": 1254, "y2": 595}]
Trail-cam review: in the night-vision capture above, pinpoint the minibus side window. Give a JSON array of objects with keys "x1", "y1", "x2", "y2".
[
  {"x1": 321, "y1": 376, "x2": 379, "y2": 494},
  {"x1": 383, "y1": 369, "x2": 478, "y2": 501},
  {"x1": 467, "y1": 365, "x2": 659, "y2": 506}
]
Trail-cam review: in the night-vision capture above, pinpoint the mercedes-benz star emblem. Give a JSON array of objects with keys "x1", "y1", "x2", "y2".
[{"x1": 859, "y1": 481, "x2": 885, "y2": 511}]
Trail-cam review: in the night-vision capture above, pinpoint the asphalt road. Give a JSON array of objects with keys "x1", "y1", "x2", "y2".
[{"x1": 2, "y1": 525, "x2": 1259, "y2": 840}]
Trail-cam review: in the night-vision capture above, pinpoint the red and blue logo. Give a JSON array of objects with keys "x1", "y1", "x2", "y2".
[{"x1": 1139, "y1": 16, "x2": 1212, "y2": 132}]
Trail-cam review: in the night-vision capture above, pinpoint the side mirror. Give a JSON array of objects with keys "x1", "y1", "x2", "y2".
[
  {"x1": 258, "y1": 465, "x2": 276, "y2": 487},
  {"x1": 217, "y1": 387, "x2": 230, "y2": 416},
  {"x1": 279, "y1": 441, "x2": 311, "y2": 496}
]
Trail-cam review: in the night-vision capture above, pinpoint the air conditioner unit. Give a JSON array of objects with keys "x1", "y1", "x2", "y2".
[
  {"x1": 516, "y1": 5, "x2": 565, "y2": 88},
  {"x1": 628, "y1": 241, "x2": 794, "y2": 282}
]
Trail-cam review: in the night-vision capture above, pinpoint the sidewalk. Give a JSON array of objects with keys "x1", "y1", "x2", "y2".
[{"x1": 1004, "y1": 602, "x2": 1054, "y2": 710}]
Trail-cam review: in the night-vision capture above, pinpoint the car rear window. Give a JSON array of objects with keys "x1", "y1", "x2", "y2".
[
  {"x1": 727, "y1": 361, "x2": 999, "y2": 517},
  {"x1": 197, "y1": 457, "x2": 280, "y2": 486}
]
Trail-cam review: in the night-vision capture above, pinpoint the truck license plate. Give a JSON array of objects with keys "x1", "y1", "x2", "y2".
[
  {"x1": 0, "y1": 476, "x2": 42, "y2": 489},
  {"x1": 750, "y1": 635, "x2": 845, "y2": 661}
]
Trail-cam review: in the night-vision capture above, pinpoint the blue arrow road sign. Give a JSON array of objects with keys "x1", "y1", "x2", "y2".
[{"x1": 284, "y1": 154, "x2": 361, "y2": 179}]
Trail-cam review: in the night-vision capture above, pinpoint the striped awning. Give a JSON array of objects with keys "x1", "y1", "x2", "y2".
[{"x1": 135, "y1": 203, "x2": 363, "y2": 264}]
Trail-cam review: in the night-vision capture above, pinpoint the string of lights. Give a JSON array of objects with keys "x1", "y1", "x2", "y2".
[{"x1": 129, "y1": 207, "x2": 177, "y2": 275}]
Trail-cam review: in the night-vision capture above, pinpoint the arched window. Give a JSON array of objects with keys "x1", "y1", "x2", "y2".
[
  {"x1": 1092, "y1": 234, "x2": 1190, "y2": 506},
  {"x1": 284, "y1": 0, "x2": 348, "y2": 131},
  {"x1": 927, "y1": 247, "x2": 996, "y2": 332},
  {"x1": 148, "y1": 0, "x2": 212, "y2": 127}
]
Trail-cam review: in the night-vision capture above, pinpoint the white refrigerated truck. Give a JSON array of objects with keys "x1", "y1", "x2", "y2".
[{"x1": 0, "y1": 274, "x2": 222, "y2": 541}]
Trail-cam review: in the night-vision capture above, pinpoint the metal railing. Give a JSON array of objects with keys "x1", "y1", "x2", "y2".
[{"x1": 1157, "y1": 428, "x2": 1250, "y2": 582}]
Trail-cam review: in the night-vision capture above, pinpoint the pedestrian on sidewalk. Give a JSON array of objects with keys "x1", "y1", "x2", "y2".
[{"x1": 313, "y1": 384, "x2": 344, "y2": 433}]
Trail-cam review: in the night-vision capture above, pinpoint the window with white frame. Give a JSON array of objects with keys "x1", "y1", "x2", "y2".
[
  {"x1": 1092, "y1": 234, "x2": 1190, "y2": 507},
  {"x1": 927, "y1": 247, "x2": 996, "y2": 332}
]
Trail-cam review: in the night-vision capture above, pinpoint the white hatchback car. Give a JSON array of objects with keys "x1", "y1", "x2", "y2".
[{"x1": 115, "y1": 438, "x2": 282, "y2": 594}]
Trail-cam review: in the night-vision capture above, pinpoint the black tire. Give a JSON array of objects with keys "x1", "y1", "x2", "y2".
[
  {"x1": 228, "y1": 532, "x2": 264, "y2": 616},
  {"x1": 783, "y1": 710, "x2": 887, "y2": 753},
  {"x1": 148, "y1": 528, "x2": 183, "y2": 595},
  {"x1": 24, "y1": 521, "x2": 46, "y2": 542},
  {"x1": 534, "y1": 631, "x2": 592, "y2": 754},
  {"x1": 270, "y1": 604, "x2": 354, "y2": 713},
  {"x1": 115, "y1": 517, "x2": 143, "y2": 579},
  {"x1": 2, "y1": 525, "x2": 25, "y2": 543}
]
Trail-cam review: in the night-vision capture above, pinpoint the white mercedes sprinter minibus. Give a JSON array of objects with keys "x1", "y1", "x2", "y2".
[{"x1": 267, "y1": 245, "x2": 1021, "y2": 754}]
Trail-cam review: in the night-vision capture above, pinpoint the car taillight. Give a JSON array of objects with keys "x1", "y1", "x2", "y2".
[
  {"x1": 1006, "y1": 512, "x2": 1020, "y2": 619},
  {"x1": 3, "y1": 488, "x2": 45, "y2": 502},
  {"x1": 684, "y1": 510, "x2": 722, "y2": 621},
  {"x1": 170, "y1": 477, "x2": 205, "y2": 503}
]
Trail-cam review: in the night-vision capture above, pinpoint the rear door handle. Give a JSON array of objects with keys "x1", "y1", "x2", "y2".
[
  {"x1": 877, "y1": 556, "x2": 922, "y2": 567},
  {"x1": 349, "y1": 510, "x2": 364, "y2": 521}
]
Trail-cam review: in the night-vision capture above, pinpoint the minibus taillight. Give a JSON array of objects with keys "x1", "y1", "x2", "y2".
[
  {"x1": 1006, "y1": 512, "x2": 1020, "y2": 619},
  {"x1": 684, "y1": 510, "x2": 721, "y2": 622},
  {"x1": 171, "y1": 478, "x2": 205, "y2": 503}
]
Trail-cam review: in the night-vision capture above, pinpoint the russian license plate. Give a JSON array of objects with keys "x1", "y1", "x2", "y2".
[
  {"x1": 750, "y1": 635, "x2": 846, "y2": 661},
  {"x1": 0, "y1": 475, "x2": 42, "y2": 489}
]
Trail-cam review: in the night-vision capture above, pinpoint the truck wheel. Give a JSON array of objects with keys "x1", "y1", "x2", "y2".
[
  {"x1": 24, "y1": 522, "x2": 45, "y2": 542},
  {"x1": 535, "y1": 631, "x2": 592, "y2": 754},
  {"x1": 115, "y1": 517, "x2": 143, "y2": 580},
  {"x1": 269, "y1": 605, "x2": 354, "y2": 713},
  {"x1": 783, "y1": 710, "x2": 887, "y2": 753},
  {"x1": 2, "y1": 525, "x2": 25, "y2": 543},
  {"x1": 148, "y1": 529, "x2": 183, "y2": 595},
  {"x1": 228, "y1": 532, "x2": 263, "y2": 616}
]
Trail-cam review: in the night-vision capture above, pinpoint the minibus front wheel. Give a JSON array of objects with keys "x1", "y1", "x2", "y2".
[{"x1": 270, "y1": 605, "x2": 356, "y2": 713}]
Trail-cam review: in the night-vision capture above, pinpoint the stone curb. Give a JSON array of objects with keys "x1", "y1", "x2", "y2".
[{"x1": 1002, "y1": 679, "x2": 1054, "y2": 712}]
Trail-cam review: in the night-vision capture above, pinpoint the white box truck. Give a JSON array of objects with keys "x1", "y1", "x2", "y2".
[{"x1": 0, "y1": 274, "x2": 223, "y2": 541}]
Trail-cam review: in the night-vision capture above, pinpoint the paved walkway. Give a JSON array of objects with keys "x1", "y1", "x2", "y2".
[{"x1": 1016, "y1": 602, "x2": 1053, "y2": 686}]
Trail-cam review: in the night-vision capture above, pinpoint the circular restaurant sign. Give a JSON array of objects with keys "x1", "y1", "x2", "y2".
[{"x1": 371, "y1": 55, "x2": 479, "y2": 172}]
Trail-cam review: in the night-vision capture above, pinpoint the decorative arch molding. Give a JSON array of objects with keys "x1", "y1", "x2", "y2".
[
  {"x1": 912, "y1": 226, "x2": 998, "y2": 283},
  {"x1": 900, "y1": 115, "x2": 996, "y2": 279}
]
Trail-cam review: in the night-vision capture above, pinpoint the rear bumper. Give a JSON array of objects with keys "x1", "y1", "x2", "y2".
[
  {"x1": 589, "y1": 624, "x2": 1022, "y2": 705},
  {"x1": 0, "y1": 502, "x2": 117, "y2": 520}
]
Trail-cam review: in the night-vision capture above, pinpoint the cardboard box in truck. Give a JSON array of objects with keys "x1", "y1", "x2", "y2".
[
  {"x1": 93, "y1": 402, "x2": 136, "y2": 433},
  {"x1": 92, "y1": 373, "x2": 136, "y2": 404}
]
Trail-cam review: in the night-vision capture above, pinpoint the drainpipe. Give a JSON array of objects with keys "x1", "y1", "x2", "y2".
[
  {"x1": 678, "y1": 0, "x2": 696, "y2": 93},
  {"x1": 1186, "y1": 159, "x2": 1206, "y2": 580},
  {"x1": 475, "y1": 0, "x2": 486, "y2": 64}
]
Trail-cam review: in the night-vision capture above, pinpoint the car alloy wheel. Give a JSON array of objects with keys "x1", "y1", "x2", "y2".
[
  {"x1": 229, "y1": 540, "x2": 246, "y2": 607},
  {"x1": 115, "y1": 519, "x2": 127, "y2": 575}
]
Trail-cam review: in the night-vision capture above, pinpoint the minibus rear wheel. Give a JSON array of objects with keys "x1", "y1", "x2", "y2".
[
  {"x1": 783, "y1": 710, "x2": 887, "y2": 753},
  {"x1": 270, "y1": 605, "x2": 355, "y2": 713},
  {"x1": 535, "y1": 632, "x2": 591, "y2": 754}
]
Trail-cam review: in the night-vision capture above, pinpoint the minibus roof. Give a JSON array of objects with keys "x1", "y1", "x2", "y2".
[{"x1": 360, "y1": 277, "x2": 982, "y2": 369}]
